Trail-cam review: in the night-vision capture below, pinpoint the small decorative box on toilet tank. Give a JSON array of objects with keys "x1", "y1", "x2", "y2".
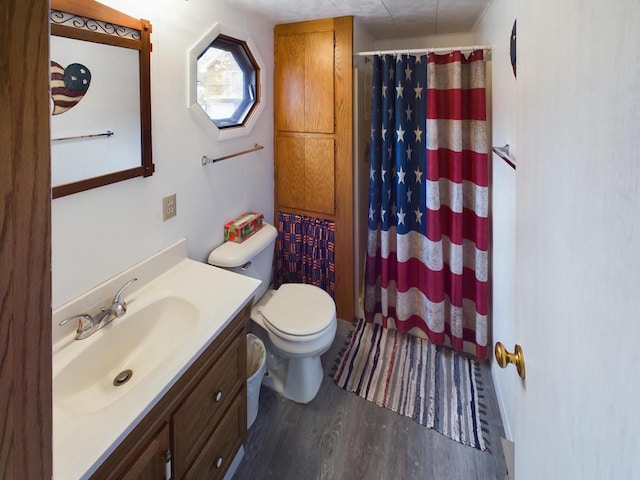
[{"x1": 224, "y1": 212, "x2": 264, "y2": 243}]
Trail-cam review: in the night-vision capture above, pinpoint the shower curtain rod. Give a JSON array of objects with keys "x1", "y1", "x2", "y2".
[{"x1": 356, "y1": 45, "x2": 491, "y2": 56}]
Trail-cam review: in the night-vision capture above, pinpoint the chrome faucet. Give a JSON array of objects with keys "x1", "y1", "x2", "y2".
[{"x1": 59, "y1": 278, "x2": 138, "y2": 340}]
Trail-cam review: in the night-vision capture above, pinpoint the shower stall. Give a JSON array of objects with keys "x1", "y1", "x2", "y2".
[{"x1": 353, "y1": 61, "x2": 373, "y2": 321}]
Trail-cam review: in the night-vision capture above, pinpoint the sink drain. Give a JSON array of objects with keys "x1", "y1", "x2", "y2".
[{"x1": 113, "y1": 369, "x2": 133, "y2": 386}]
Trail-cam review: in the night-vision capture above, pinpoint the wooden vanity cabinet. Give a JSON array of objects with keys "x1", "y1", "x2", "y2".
[{"x1": 90, "y1": 302, "x2": 250, "y2": 480}]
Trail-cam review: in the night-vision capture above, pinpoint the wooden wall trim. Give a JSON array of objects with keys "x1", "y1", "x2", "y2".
[
  {"x1": 333, "y1": 16, "x2": 354, "y2": 321},
  {"x1": 51, "y1": 0, "x2": 142, "y2": 30},
  {"x1": 274, "y1": 17, "x2": 337, "y2": 35},
  {"x1": 0, "y1": 0, "x2": 53, "y2": 478}
]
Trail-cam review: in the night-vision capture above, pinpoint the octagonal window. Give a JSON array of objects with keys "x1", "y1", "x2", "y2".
[{"x1": 196, "y1": 34, "x2": 259, "y2": 129}]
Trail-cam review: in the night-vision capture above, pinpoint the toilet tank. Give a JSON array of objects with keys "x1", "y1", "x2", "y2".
[{"x1": 208, "y1": 222, "x2": 278, "y2": 301}]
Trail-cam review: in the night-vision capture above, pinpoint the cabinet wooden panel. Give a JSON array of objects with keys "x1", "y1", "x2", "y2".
[
  {"x1": 304, "y1": 31, "x2": 334, "y2": 133},
  {"x1": 121, "y1": 424, "x2": 170, "y2": 480},
  {"x1": 305, "y1": 138, "x2": 335, "y2": 214},
  {"x1": 275, "y1": 31, "x2": 334, "y2": 134},
  {"x1": 276, "y1": 136, "x2": 305, "y2": 209},
  {"x1": 184, "y1": 396, "x2": 244, "y2": 480},
  {"x1": 274, "y1": 33, "x2": 305, "y2": 132},
  {"x1": 276, "y1": 136, "x2": 335, "y2": 215},
  {"x1": 173, "y1": 333, "x2": 244, "y2": 479}
]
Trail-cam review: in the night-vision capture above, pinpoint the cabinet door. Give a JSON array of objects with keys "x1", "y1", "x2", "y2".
[
  {"x1": 121, "y1": 424, "x2": 170, "y2": 480},
  {"x1": 274, "y1": 33, "x2": 305, "y2": 132},
  {"x1": 304, "y1": 138, "x2": 335, "y2": 215},
  {"x1": 304, "y1": 31, "x2": 334, "y2": 133},
  {"x1": 276, "y1": 136, "x2": 335, "y2": 215},
  {"x1": 275, "y1": 30, "x2": 334, "y2": 134},
  {"x1": 276, "y1": 136, "x2": 305, "y2": 209}
]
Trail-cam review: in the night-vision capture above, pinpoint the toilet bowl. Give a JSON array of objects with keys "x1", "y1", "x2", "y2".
[{"x1": 208, "y1": 222, "x2": 337, "y2": 404}]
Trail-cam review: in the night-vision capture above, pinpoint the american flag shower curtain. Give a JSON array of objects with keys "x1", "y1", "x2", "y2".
[{"x1": 364, "y1": 51, "x2": 488, "y2": 359}]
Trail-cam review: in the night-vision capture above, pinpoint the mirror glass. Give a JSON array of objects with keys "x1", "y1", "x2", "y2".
[
  {"x1": 196, "y1": 35, "x2": 258, "y2": 129},
  {"x1": 50, "y1": 36, "x2": 141, "y2": 186},
  {"x1": 50, "y1": 0, "x2": 154, "y2": 199}
]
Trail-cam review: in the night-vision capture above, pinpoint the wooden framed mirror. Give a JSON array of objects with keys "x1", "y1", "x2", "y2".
[{"x1": 50, "y1": 0, "x2": 154, "y2": 199}]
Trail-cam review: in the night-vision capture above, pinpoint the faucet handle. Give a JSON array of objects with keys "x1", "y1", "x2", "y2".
[
  {"x1": 113, "y1": 278, "x2": 137, "y2": 303},
  {"x1": 59, "y1": 314, "x2": 94, "y2": 333},
  {"x1": 112, "y1": 277, "x2": 138, "y2": 316}
]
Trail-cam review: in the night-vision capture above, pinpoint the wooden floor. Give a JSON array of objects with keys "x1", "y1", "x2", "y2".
[{"x1": 233, "y1": 320, "x2": 508, "y2": 480}]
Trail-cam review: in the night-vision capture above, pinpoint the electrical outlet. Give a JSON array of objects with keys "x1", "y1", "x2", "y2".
[{"x1": 162, "y1": 193, "x2": 177, "y2": 220}]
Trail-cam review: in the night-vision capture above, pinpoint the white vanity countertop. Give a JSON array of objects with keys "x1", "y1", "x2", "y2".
[{"x1": 52, "y1": 240, "x2": 260, "y2": 480}]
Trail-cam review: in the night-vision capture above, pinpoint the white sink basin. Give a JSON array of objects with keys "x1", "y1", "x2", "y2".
[
  {"x1": 52, "y1": 240, "x2": 261, "y2": 480},
  {"x1": 54, "y1": 296, "x2": 199, "y2": 414}
]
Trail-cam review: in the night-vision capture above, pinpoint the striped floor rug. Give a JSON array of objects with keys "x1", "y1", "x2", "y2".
[{"x1": 333, "y1": 319, "x2": 488, "y2": 450}]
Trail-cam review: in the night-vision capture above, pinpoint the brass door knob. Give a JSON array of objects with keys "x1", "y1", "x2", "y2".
[{"x1": 495, "y1": 342, "x2": 526, "y2": 379}]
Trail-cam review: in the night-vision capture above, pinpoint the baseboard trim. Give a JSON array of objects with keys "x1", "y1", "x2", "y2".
[
  {"x1": 223, "y1": 446, "x2": 244, "y2": 480},
  {"x1": 501, "y1": 437, "x2": 515, "y2": 480},
  {"x1": 491, "y1": 363, "x2": 513, "y2": 440}
]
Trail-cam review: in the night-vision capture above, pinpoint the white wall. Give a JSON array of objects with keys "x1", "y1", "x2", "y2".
[
  {"x1": 473, "y1": 0, "x2": 518, "y2": 441},
  {"x1": 373, "y1": 32, "x2": 475, "y2": 52},
  {"x1": 353, "y1": 17, "x2": 375, "y2": 67},
  {"x1": 52, "y1": 0, "x2": 274, "y2": 307}
]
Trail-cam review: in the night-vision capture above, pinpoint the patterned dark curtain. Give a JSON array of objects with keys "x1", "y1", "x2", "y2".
[{"x1": 276, "y1": 211, "x2": 336, "y2": 298}]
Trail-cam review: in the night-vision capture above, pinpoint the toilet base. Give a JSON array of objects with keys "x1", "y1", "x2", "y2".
[{"x1": 262, "y1": 350, "x2": 324, "y2": 404}]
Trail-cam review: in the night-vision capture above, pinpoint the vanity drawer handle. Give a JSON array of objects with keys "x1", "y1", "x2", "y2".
[
  {"x1": 216, "y1": 457, "x2": 223, "y2": 469},
  {"x1": 214, "y1": 390, "x2": 223, "y2": 402}
]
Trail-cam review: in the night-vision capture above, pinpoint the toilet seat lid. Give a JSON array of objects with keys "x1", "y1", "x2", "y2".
[{"x1": 261, "y1": 284, "x2": 336, "y2": 337}]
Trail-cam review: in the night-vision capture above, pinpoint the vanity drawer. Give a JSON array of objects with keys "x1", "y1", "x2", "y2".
[
  {"x1": 184, "y1": 395, "x2": 244, "y2": 480},
  {"x1": 173, "y1": 333, "x2": 244, "y2": 477}
]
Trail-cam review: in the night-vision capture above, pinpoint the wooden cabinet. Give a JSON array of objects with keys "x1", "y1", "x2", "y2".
[
  {"x1": 274, "y1": 16, "x2": 354, "y2": 321},
  {"x1": 90, "y1": 302, "x2": 250, "y2": 480},
  {"x1": 275, "y1": 21, "x2": 338, "y2": 216}
]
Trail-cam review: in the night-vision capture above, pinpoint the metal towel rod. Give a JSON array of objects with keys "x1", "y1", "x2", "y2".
[
  {"x1": 492, "y1": 145, "x2": 516, "y2": 170},
  {"x1": 52, "y1": 130, "x2": 114, "y2": 142},
  {"x1": 202, "y1": 143, "x2": 264, "y2": 166}
]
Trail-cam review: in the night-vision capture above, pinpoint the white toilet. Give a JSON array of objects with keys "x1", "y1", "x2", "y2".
[{"x1": 208, "y1": 222, "x2": 337, "y2": 404}]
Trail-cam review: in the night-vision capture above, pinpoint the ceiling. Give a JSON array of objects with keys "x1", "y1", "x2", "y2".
[{"x1": 226, "y1": 0, "x2": 492, "y2": 40}]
